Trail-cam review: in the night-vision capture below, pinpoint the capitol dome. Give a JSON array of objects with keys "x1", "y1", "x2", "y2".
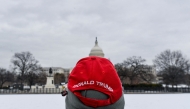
[{"x1": 89, "y1": 37, "x2": 104, "y2": 57}]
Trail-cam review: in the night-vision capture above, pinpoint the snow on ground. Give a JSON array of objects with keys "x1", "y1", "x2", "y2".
[{"x1": 0, "y1": 94, "x2": 190, "y2": 109}]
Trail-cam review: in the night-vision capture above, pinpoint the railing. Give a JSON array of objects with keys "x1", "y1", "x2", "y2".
[
  {"x1": 125, "y1": 87, "x2": 190, "y2": 93},
  {"x1": 0, "y1": 88, "x2": 63, "y2": 94},
  {"x1": 0, "y1": 87, "x2": 190, "y2": 94}
]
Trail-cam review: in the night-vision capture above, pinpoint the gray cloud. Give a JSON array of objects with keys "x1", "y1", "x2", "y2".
[{"x1": 1, "y1": 0, "x2": 190, "y2": 69}]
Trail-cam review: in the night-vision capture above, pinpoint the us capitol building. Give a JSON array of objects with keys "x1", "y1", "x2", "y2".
[{"x1": 42, "y1": 37, "x2": 105, "y2": 82}]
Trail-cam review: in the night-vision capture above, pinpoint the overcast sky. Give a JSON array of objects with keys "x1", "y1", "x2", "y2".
[{"x1": 1, "y1": 0, "x2": 190, "y2": 69}]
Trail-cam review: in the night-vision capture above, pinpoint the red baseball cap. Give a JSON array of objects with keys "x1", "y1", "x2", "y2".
[{"x1": 68, "y1": 56, "x2": 123, "y2": 108}]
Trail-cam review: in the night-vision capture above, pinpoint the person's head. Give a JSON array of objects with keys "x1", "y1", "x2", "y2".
[{"x1": 66, "y1": 56, "x2": 125, "y2": 109}]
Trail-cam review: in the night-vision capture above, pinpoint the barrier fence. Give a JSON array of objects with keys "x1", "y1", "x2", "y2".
[
  {"x1": 0, "y1": 88, "x2": 63, "y2": 94},
  {"x1": 125, "y1": 87, "x2": 190, "y2": 93},
  {"x1": 0, "y1": 87, "x2": 190, "y2": 94}
]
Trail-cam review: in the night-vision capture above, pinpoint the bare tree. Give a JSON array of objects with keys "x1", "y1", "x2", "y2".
[
  {"x1": 139, "y1": 65, "x2": 156, "y2": 84},
  {"x1": 153, "y1": 50, "x2": 190, "y2": 87},
  {"x1": 0, "y1": 68, "x2": 14, "y2": 88},
  {"x1": 115, "y1": 63, "x2": 129, "y2": 83},
  {"x1": 123, "y1": 56, "x2": 153, "y2": 84},
  {"x1": 25, "y1": 71, "x2": 39, "y2": 88},
  {"x1": 185, "y1": 74, "x2": 190, "y2": 88},
  {"x1": 36, "y1": 71, "x2": 47, "y2": 85},
  {"x1": 11, "y1": 51, "x2": 41, "y2": 86}
]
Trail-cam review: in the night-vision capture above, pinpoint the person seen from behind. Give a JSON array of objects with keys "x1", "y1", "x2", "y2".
[{"x1": 63, "y1": 56, "x2": 125, "y2": 109}]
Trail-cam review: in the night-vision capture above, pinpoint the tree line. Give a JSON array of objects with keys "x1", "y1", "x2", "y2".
[
  {"x1": 0, "y1": 51, "x2": 65, "y2": 89},
  {"x1": 1, "y1": 49, "x2": 190, "y2": 89},
  {"x1": 115, "y1": 50, "x2": 190, "y2": 87}
]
